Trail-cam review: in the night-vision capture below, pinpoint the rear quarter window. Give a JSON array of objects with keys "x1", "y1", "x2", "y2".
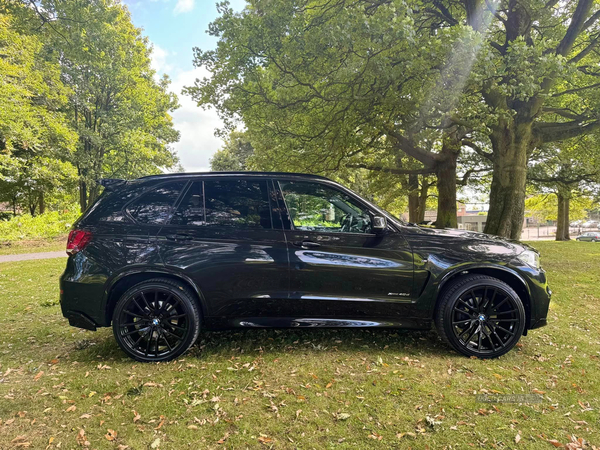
[{"x1": 126, "y1": 181, "x2": 187, "y2": 225}]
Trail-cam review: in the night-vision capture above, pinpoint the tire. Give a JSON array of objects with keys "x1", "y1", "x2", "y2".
[
  {"x1": 435, "y1": 275, "x2": 526, "y2": 359},
  {"x1": 112, "y1": 278, "x2": 201, "y2": 362}
]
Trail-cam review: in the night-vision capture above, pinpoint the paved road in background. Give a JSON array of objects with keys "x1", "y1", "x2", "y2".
[{"x1": 0, "y1": 251, "x2": 66, "y2": 263}]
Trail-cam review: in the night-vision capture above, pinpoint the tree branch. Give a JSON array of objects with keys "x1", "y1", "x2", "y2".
[
  {"x1": 383, "y1": 127, "x2": 439, "y2": 167},
  {"x1": 346, "y1": 163, "x2": 434, "y2": 176},
  {"x1": 462, "y1": 140, "x2": 494, "y2": 161},
  {"x1": 534, "y1": 119, "x2": 600, "y2": 143},
  {"x1": 556, "y1": 0, "x2": 594, "y2": 57},
  {"x1": 551, "y1": 81, "x2": 600, "y2": 96}
]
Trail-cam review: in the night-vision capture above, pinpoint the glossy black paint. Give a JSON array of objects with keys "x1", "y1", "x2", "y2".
[{"x1": 60, "y1": 172, "x2": 550, "y2": 335}]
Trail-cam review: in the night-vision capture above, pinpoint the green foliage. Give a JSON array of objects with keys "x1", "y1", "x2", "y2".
[
  {"x1": 210, "y1": 131, "x2": 254, "y2": 171},
  {"x1": 0, "y1": 209, "x2": 79, "y2": 241},
  {"x1": 525, "y1": 194, "x2": 593, "y2": 222},
  {"x1": 1, "y1": 0, "x2": 181, "y2": 214}
]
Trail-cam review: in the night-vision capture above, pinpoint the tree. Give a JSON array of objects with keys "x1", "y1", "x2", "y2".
[
  {"x1": 528, "y1": 137, "x2": 600, "y2": 240},
  {"x1": 188, "y1": 0, "x2": 600, "y2": 238},
  {"x1": 0, "y1": 12, "x2": 77, "y2": 215},
  {"x1": 427, "y1": 0, "x2": 600, "y2": 238},
  {"x1": 185, "y1": 0, "x2": 492, "y2": 228},
  {"x1": 210, "y1": 131, "x2": 254, "y2": 171},
  {"x1": 16, "y1": 0, "x2": 181, "y2": 211}
]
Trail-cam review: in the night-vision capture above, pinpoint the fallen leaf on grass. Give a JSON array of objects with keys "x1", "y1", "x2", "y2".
[
  {"x1": 11, "y1": 436, "x2": 31, "y2": 447},
  {"x1": 65, "y1": 405, "x2": 76, "y2": 412},
  {"x1": 154, "y1": 415, "x2": 165, "y2": 430},
  {"x1": 132, "y1": 411, "x2": 141, "y2": 423},
  {"x1": 105, "y1": 429, "x2": 117, "y2": 441},
  {"x1": 79, "y1": 413, "x2": 91, "y2": 419},
  {"x1": 258, "y1": 435, "x2": 273, "y2": 444},
  {"x1": 76, "y1": 429, "x2": 90, "y2": 447},
  {"x1": 334, "y1": 412, "x2": 351, "y2": 421},
  {"x1": 217, "y1": 432, "x2": 230, "y2": 444},
  {"x1": 397, "y1": 432, "x2": 416, "y2": 439},
  {"x1": 515, "y1": 432, "x2": 521, "y2": 444},
  {"x1": 34, "y1": 371, "x2": 44, "y2": 381},
  {"x1": 150, "y1": 438, "x2": 160, "y2": 449}
]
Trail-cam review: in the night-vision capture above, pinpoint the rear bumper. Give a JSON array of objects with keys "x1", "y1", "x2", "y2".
[
  {"x1": 64, "y1": 311, "x2": 97, "y2": 331},
  {"x1": 60, "y1": 255, "x2": 107, "y2": 329}
]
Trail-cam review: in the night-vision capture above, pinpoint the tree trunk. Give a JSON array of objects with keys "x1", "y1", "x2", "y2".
[
  {"x1": 79, "y1": 179, "x2": 87, "y2": 212},
  {"x1": 407, "y1": 173, "x2": 420, "y2": 223},
  {"x1": 38, "y1": 192, "x2": 45, "y2": 215},
  {"x1": 435, "y1": 132, "x2": 460, "y2": 229},
  {"x1": 484, "y1": 122, "x2": 531, "y2": 239},
  {"x1": 555, "y1": 189, "x2": 571, "y2": 241},
  {"x1": 417, "y1": 177, "x2": 429, "y2": 223}
]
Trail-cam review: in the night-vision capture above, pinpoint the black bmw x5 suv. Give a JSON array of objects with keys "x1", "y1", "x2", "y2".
[{"x1": 60, "y1": 172, "x2": 550, "y2": 362}]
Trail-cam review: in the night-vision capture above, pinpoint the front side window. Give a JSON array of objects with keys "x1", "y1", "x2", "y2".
[
  {"x1": 279, "y1": 181, "x2": 372, "y2": 233},
  {"x1": 172, "y1": 179, "x2": 272, "y2": 229},
  {"x1": 126, "y1": 181, "x2": 186, "y2": 225}
]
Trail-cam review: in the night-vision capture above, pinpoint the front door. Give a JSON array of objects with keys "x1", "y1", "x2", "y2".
[
  {"x1": 275, "y1": 179, "x2": 415, "y2": 320},
  {"x1": 157, "y1": 178, "x2": 289, "y2": 324}
]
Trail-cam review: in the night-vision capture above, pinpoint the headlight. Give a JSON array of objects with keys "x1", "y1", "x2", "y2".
[{"x1": 517, "y1": 250, "x2": 540, "y2": 269}]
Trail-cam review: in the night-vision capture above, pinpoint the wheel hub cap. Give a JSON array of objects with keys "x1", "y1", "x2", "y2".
[
  {"x1": 478, "y1": 314, "x2": 486, "y2": 322},
  {"x1": 152, "y1": 318, "x2": 160, "y2": 326}
]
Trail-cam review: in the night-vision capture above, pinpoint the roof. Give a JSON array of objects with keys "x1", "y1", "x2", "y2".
[{"x1": 136, "y1": 171, "x2": 332, "y2": 182}]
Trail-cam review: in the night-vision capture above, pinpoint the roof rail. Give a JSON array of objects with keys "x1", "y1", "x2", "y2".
[
  {"x1": 98, "y1": 179, "x2": 127, "y2": 190},
  {"x1": 137, "y1": 171, "x2": 332, "y2": 181}
]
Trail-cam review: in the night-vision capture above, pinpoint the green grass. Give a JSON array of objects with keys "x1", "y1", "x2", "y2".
[
  {"x1": 0, "y1": 235, "x2": 67, "y2": 256},
  {"x1": 0, "y1": 241, "x2": 599, "y2": 449}
]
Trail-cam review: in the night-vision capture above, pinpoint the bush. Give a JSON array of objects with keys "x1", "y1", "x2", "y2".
[{"x1": 0, "y1": 210, "x2": 80, "y2": 242}]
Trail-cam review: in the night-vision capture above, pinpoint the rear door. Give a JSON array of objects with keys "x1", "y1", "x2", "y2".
[
  {"x1": 275, "y1": 178, "x2": 415, "y2": 320},
  {"x1": 157, "y1": 177, "x2": 289, "y2": 324}
]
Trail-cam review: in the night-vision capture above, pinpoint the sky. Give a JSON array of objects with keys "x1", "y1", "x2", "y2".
[{"x1": 123, "y1": 0, "x2": 246, "y2": 172}]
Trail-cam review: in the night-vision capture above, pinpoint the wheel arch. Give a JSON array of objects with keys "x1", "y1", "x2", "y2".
[
  {"x1": 435, "y1": 265, "x2": 532, "y2": 331},
  {"x1": 103, "y1": 269, "x2": 208, "y2": 325}
]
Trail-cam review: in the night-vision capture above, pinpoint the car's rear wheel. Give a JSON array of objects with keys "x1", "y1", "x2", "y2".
[
  {"x1": 435, "y1": 275, "x2": 526, "y2": 358},
  {"x1": 112, "y1": 278, "x2": 200, "y2": 362}
]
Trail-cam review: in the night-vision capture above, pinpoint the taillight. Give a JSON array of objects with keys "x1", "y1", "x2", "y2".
[{"x1": 66, "y1": 230, "x2": 92, "y2": 255}]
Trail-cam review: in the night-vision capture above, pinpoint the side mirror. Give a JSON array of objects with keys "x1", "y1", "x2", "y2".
[{"x1": 372, "y1": 215, "x2": 387, "y2": 233}]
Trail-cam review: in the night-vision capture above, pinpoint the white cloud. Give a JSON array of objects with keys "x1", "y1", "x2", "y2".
[
  {"x1": 173, "y1": 0, "x2": 194, "y2": 15},
  {"x1": 168, "y1": 67, "x2": 224, "y2": 172},
  {"x1": 150, "y1": 44, "x2": 172, "y2": 74}
]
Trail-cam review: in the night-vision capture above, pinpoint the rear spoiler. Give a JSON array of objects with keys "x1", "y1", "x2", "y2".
[{"x1": 98, "y1": 179, "x2": 127, "y2": 191}]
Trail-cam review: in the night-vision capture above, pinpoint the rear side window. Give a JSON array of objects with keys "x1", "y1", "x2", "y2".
[
  {"x1": 172, "y1": 179, "x2": 272, "y2": 229},
  {"x1": 126, "y1": 181, "x2": 186, "y2": 225}
]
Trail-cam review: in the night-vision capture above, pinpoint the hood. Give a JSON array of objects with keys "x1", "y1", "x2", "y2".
[{"x1": 402, "y1": 225, "x2": 531, "y2": 260}]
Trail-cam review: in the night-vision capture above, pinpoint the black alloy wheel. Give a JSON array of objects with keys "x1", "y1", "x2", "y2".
[
  {"x1": 435, "y1": 275, "x2": 526, "y2": 358},
  {"x1": 112, "y1": 278, "x2": 200, "y2": 362}
]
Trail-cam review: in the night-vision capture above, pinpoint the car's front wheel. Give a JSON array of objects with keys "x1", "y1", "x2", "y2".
[
  {"x1": 435, "y1": 275, "x2": 526, "y2": 358},
  {"x1": 112, "y1": 278, "x2": 201, "y2": 362}
]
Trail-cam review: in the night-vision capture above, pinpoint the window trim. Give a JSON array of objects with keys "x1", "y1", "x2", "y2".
[
  {"x1": 275, "y1": 179, "x2": 379, "y2": 236},
  {"x1": 122, "y1": 180, "x2": 191, "y2": 226}
]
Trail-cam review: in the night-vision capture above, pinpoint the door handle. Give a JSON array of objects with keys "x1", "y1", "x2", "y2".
[
  {"x1": 293, "y1": 240, "x2": 321, "y2": 249},
  {"x1": 165, "y1": 233, "x2": 193, "y2": 241}
]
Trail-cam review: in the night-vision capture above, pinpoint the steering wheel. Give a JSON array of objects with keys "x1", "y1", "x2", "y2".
[{"x1": 340, "y1": 213, "x2": 354, "y2": 232}]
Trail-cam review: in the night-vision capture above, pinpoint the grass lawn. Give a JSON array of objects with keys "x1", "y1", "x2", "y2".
[
  {"x1": 0, "y1": 236, "x2": 67, "y2": 256},
  {"x1": 0, "y1": 241, "x2": 599, "y2": 449}
]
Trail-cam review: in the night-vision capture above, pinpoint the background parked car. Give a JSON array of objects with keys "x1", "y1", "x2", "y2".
[
  {"x1": 576, "y1": 232, "x2": 600, "y2": 242},
  {"x1": 581, "y1": 221, "x2": 599, "y2": 228}
]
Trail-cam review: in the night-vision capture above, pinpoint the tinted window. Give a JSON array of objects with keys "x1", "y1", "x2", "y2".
[
  {"x1": 172, "y1": 179, "x2": 272, "y2": 229},
  {"x1": 279, "y1": 181, "x2": 372, "y2": 233},
  {"x1": 171, "y1": 182, "x2": 205, "y2": 226},
  {"x1": 126, "y1": 181, "x2": 186, "y2": 225}
]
